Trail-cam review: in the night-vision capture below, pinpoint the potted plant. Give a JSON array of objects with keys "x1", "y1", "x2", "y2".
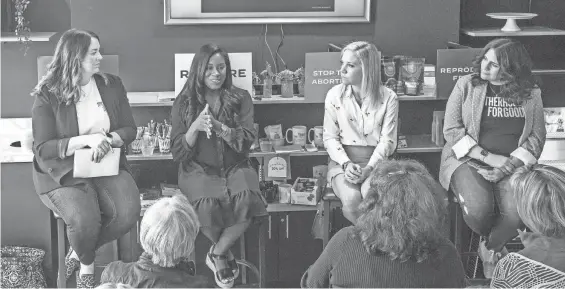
[
  {"x1": 277, "y1": 69, "x2": 295, "y2": 98},
  {"x1": 12, "y1": 0, "x2": 32, "y2": 54},
  {"x1": 260, "y1": 62, "x2": 275, "y2": 98}
]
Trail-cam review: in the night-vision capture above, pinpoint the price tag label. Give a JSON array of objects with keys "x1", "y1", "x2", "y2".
[{"x1": 267, "y1": 156, "x2": 287, "y2": 178}]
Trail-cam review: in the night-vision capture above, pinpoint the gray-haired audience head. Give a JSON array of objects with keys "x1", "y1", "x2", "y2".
[{"x1": 139, "y1": 194, "x2": 200, "y2": 267}]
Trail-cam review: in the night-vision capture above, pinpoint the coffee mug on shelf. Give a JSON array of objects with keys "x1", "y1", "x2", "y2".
[
  {"x1": 285, "y1": 125, "x2": 307, "y2": 146},
  {"x1": 308, "y1": 126, "x2": 324, "y2": 148}
]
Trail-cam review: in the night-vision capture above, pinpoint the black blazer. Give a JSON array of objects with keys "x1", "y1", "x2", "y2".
[{"x1": 31, "y1": 73, "x2": 136, "y2": 194}]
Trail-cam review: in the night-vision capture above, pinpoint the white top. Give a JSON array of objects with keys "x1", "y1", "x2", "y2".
[
  {"x1": 76, "y1": 78, "x2": 110, "y2": 136},
  {"x1": 323, "y1": 84, "x2": 399, "y2": 168}
]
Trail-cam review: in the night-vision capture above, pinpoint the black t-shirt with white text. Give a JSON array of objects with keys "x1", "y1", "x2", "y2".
[{"x1": 478, "y1": 85, "x2": 525, "y2": 156}]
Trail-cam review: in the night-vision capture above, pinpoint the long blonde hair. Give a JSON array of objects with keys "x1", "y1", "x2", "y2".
[
  {"x1": 342, "y1": 41, "x2": 383, "y2": 109},
  {"x1": 31, "y1": 29, "x2": 103, "y2": 105}
]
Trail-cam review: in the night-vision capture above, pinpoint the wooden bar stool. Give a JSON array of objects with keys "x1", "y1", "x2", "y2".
[
  {"x1": 238, "y1": 214, "x2": 267, "y2": 287},
  {"x1": 321, "y1": 187, "x2": 342, "y2": 248},
  {"x1": 53, "y1": 211, "x2": 118, "y2": 288},
  {"x1": 447, "y1": 192, "x2": 482, "y2": 279}
]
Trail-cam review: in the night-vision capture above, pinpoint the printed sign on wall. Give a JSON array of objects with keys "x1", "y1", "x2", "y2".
[
  {"x1": 436, "y1": 48, "x2": 481, "y2": 99},
  {"x1": 174, "y1": 53, "x2": 253, "y2": 96},
  {"x1": 304, "y1": 52, "x2": 342, "y2": 103}
]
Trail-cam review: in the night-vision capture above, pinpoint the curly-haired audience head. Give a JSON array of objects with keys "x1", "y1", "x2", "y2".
[
  {"x1": 355, "y1": 159, "x2": 447, "y2": 263},
  {"x1": 31, "y1": 28, "x2": 104, "y2": 105},
  {"x1": 140, "y1": 194, "x2": 200, "y2": 267},
  {"x1": 471, "y1": 38, "x2": 535, "y2": 104},
  {"x1": 511, "y1": 165, "x2": 565, "y2": 238},
  {"x1": 341, "y1": 41, "x2": 382, "y2": 108}
]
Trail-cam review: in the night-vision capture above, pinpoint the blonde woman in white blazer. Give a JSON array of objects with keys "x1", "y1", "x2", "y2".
[{"x1": 323, "y1": 41, "x2": 399, "y2": 224}]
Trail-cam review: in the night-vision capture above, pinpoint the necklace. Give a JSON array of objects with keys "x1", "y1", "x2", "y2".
[
  {"x1": 489, "y1": 83, "x2": 502, "y2": 96},
  {"x1": 209, "y1": 93, "x2": 221, "y2": 116},
  {"x1": 80, "y1": 78, "x2": 94, "y2": 101}
]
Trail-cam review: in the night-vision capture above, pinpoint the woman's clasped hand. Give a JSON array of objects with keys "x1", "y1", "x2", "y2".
[{"x1": 87, "y1": 133, "x2": 113, "y2": 163}]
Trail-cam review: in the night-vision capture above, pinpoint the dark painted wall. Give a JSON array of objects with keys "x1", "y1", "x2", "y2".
[
  {"x1": 1, "y1": 163, "x2": 55, "y2": 286},
  {"x1": 1, "y1": 0, "x2": 71, "y2": 118},
  {"x1": 1, "y1": 0, "x2": 460, "y2": 117},
  {"x1": 372, "y1": 0, "x2": 460, "y2": 64}
]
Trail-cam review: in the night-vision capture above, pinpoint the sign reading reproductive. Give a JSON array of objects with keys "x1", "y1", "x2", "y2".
[
  {"x1": 174, "y1": 53, "x2": 252, "y2": 96},
  {"x1": 305, "y1": 52, "x2": 342, "y2": 103},
  {"x1": 436, "y1": 48, "x2": 482, "y2": 99}
]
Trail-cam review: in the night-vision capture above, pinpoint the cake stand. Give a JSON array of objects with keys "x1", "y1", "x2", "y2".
[{"x1": 486, "y1": 12, "x2": 538, "y2": 32}]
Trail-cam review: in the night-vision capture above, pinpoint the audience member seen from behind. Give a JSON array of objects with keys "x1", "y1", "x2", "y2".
[
  {"x1": 323, "y1": 41, "x2": 399, "y2": 224},
  {"x1": 303, "y1": 159, "x2": 467, "y2": 288},
  {"x1": 101, "y1": 195, "x2": 211, "y2": 288},
  {"x1": 31, "y1": 28, "x2": 140, "y2": 288},
  {"x1": 490, "y1": 165, "x2": 565, "y2": 288},
  {"x1": 170, "y1": 43, "x2": 267, "y2": 288},
  {"x1": 95, "y1": 283, "x2": 133, "y2": 289},
  {"x1": 439, "y1": 38, "x2": 545, "y2": 278}
]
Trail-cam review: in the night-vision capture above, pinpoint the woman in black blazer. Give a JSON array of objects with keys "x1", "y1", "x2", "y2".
[{"x1": 31, "y1": 29, "x2": 140, "y2": 288}]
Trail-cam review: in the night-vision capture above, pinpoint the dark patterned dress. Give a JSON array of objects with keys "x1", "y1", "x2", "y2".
[{"x1": 170, "y1": 86, "x2": 267, "y2": 229}]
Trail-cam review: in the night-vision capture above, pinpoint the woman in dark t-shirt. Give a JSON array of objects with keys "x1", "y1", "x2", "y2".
[{"x1": 439, "y1": 38, "x2": 546, "y2": 278}]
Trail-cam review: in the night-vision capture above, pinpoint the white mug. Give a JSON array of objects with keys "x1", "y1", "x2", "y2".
[
  {"x1": 308, "y1": 126, "x2": 324, "y2": 148},
  {"x1": 285, "y1": 125, "x2": 307, "y2": 146}
]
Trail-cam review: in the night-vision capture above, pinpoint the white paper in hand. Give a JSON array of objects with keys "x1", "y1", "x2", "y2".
[{"x1": 73, "y1": 148, "x2": 120, "y2": 178}]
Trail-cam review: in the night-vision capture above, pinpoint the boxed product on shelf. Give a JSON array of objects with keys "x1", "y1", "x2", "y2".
[
  {"x1": 544, "y1": 107, "x2": 565, "y2": 139},
  {"x1": 160, "y1": 183, "x2": 182, "y2": 197},
  {"x1": 290, "y1": 177, "x2": 321, "y2": 206}
]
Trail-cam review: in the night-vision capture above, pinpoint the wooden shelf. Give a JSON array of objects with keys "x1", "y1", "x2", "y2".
[
  {"x1": 1, "y1": 32, "x2": 56, "y2": 42},
  {"x1": 267, "y1": 203, "x2": 318, "y2": 212},
  {"x1": 125, "y1": 135, "x2": 442, "y2": 161},
  {"x1": 532, "y1": 60, "x2": 565, "y2": 75},
  {"x1": 127, "y1": 88, "x2": 441, "y2": 107},
  {"x1": 253, "y1": 95, "x2": 310, "y2": 104},
  {"x1": 461, "y1": 26, "x2": 565, "y2": 37},
  {"x1": 130, "y1": 101, "x2": 173, "y2": 107},
  {"x1": 142, "y1": 200, "x2": 317, "y2": 215},
  {"x1": 397, "y1": 134, "x2": 443, "y2": 153},
  {"x1": 250, "y1": 149, "x2": 329, "y2": 158},
  {"x1": 127, "y1": 152, "x2": 172, "y2": 161}
]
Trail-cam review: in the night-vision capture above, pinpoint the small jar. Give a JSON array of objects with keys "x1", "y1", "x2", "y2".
[{"x1": 281, "y1": 80, "x2": 294, "y2": 98}]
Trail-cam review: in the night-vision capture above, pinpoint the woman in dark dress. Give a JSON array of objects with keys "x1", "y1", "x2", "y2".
[{"x1": 170, "y1": 43, "x2": 267, "y2": 288}]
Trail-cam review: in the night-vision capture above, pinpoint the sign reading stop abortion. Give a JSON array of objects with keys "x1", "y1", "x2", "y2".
[{"x1": 305, "y1": 52, "x2": 342, "y2": 103}]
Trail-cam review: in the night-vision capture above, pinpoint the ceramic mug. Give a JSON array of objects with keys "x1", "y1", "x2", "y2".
[
  {"x1": 285, "y1": 125, "x2": 307, "y2": 146},
  {"x1": 308, "y1": 126, "x2": 324, "y2": 148}
]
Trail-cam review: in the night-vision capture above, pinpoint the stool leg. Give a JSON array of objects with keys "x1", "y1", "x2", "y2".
[
  {"x1": 258, "y1": 220, "x2": 267, "y2": 288},
  {"x1": 240, "y1": 233, "x2": 247, "y2": 284},
  {"x1": 322, "y1": 200, "x2": 331, "y2": 248},
  {"x1": 57, "y1": 219, "x2": 66, "y2": 289}
]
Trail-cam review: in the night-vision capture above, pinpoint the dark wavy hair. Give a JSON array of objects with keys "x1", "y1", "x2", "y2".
[
  {"x1": 31, "y1": 29, "x2": 106, "y2": 105},
  {"x1": 355, "y1": 159, "x2": 447, "y2": 263},
  {"x1": 177, "y1": 43, "x2": 239, "y2": 126},
  {"x1": 471, "y1": 38, "x2": 535, "y2": 105}
]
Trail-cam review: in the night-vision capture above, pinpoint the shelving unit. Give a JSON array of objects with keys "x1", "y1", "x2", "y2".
[
  {"x1": 0, "y1": 32, "x2": 57, "y2": 42},
  {"x1": 127, "y1": 88, "x2": 441, "y2": 106},
  {"x1": 125, "y1": 134, "x2": 443, "y2": 162},
  {"x1": 461, "y1": 26, "x2": 565, "y2": 37}
]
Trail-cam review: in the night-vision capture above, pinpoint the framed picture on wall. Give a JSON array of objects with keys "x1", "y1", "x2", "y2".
[{"x1": 164, "y1": 0, "x2": 371, "y2": 25}]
